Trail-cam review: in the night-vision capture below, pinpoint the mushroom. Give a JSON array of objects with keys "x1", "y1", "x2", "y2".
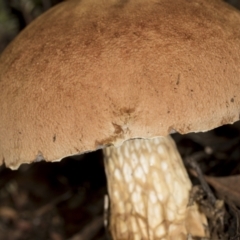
[{"x1": 1, "y1": 0, "x2": 240, "y2": 239}]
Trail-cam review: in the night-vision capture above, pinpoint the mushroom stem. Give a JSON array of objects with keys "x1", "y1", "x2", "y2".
[{"x1": 103, "y1": 136, "x2": 207, "y2": 240}]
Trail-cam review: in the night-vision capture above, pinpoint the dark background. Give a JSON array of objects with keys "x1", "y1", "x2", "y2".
[{"x1": 0, "y1": 1, "x2": 240, "y2": 239}]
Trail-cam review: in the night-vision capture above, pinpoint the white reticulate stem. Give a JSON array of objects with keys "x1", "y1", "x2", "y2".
[{"x1": 103, "y1": 136, "x2": 207, "y2": 240}]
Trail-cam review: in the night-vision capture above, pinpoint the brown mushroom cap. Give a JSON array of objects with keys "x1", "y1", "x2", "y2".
[{"x1": 0, "y1": 0, "x2": 240, "y2": 169}]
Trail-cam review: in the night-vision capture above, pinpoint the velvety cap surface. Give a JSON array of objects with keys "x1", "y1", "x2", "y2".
[{"x1": 0, "y1": 0, "x2": 240, "y2": 168}]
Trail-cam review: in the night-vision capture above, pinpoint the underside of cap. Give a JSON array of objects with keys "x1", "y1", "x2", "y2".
[{"x1": 0, "y1": 0, "x2": 240, "y2": 169}]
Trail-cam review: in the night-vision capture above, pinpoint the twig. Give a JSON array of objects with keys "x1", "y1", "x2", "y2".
[
  {"x1": 67, "y1": 215, "x2": 103, "y2": 240},
  {"x1": 35, "y1": 191, "x2": 72, "y2": 217},
  {"x1": 186, "y1": 152, "x2": 216, "y2": 205}
]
